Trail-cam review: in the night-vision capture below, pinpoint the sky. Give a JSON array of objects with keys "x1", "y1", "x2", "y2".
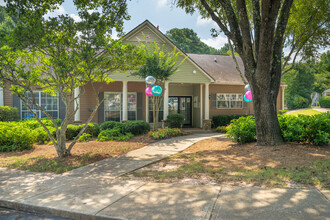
[{"x1": 0, "y1": 0, "x2": 227, "y2": 49}]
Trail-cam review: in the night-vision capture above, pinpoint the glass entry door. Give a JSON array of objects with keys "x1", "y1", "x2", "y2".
[{"x1": 168, "y1": 96, "x2": 192, "y2": 127}]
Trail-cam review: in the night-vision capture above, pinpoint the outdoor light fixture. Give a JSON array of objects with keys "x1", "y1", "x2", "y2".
[{"x1": 193, "y1": 70, "x2": 196, "y2": 74}]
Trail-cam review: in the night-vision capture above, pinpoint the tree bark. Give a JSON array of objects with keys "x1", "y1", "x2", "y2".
[{"x1": 251, "y1": 73, "x2": 283, "y2": 146}]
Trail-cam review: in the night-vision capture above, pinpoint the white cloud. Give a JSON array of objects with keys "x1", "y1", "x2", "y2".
[
  {"x1": 157, "y1": 0, "x2": 168, "y2": 8},
  {"x1": 201, "y1": 36, "x2": 228, "y2": 49},
  {"x1": 196, "y1": 15, "x2": 216, "y2": 27},
  {"x1": 0, "y1": 1, "x2": 5, "y2": 6},
  {"x1": 44, "y1": 5, "x2": 66, "y2": 19},
  {"x1": 70, "y1": 13, "x2": 82, "y2": 22}
]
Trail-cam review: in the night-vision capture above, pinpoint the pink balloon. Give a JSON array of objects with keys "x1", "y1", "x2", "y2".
[
  {"x1": 245, "y1": 90, "x2": 252, "y2": 100},
  {"x1": 145, "y1": 86, "x2": 153, "y2": 97}
]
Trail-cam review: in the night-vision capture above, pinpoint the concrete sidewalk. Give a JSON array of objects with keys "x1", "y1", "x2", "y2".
[{"x1": 0, "y1": 133, "x2": 329, "y2": 220}]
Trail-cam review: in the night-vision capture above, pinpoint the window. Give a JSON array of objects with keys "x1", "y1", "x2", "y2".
[
  {"x1": 148, "y1": 97, "x2": 163, "y2": 123},
  {"x1": 104, "y1": 92, "x2": 137, "y2": 122},
  {"x1": 21, "y1": 91, "x2": 59, "y2": 119},
  {"x1": 216, "y1": 93, "x2": 243, "y2": 109},
  {"x1": 0, "y1": 87, "x2": 3, "y2": 106}
]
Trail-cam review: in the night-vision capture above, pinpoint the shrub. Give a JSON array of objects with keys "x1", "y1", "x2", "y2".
[
  {"x1": 22, "y1": 118, "x2": 62, "y2": 130},
  {"x1": 34, "y1": 126, "x2": 56, "y2": 144},
  {"x1": 212, "y1": 115, "x2": 247, "y2": 128},
  {"x1": 216, "y1": 126, "x2": 227, "y2": 133},
  {"x1": 78, "y1": 133, "x2": 92, "y2": 142},
  {"x1": 0, "y1": 106, "x2": 19, "y2": 122},
  {"x1": 166, "y1": 114, "x2": 184, "y2": 128},
  {"x1": 83, "y1": 123, "x2": 100, "y2": 137},
  {"x1": 0, "y1": 123, "x2": 34, "y2": 151},
  {"x1": 100, "y1": 121, "x2": 123, "y2": 131},
  {"x1": 97, "y1": 128, "x2": 133, "y2": 142},
  {"x1": 148, "y1": 128, "x2": 182, "y2": 140},
  {"x1": 226, "y1": 116, "x2": 256, "y2": 144},
  {"x1": 287, "y1": 94, "x2": 310, "y2": 110},
  {"x1": 319, "y1": 96, "x2": 330, "y2": 108},
  {"x1": 122, "y1": 120, "x2": 150, "y2": 135},
  {"x1": 66, "y1": 124, "x2": 82, "y2": 140},
  {"x1": 278, "y1": 113, "x2": 330, "y2": 146}
]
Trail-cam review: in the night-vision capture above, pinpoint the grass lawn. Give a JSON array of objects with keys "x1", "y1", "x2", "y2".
[
  {"x1": 286, "y1": 108, "x2": 322, "y2": 116},
  {"x1": 127, "y1": 138, "x2": 330, "y2": 189},
  {"x1": 0, "y1": 135, "x2": 155, "y2": 174}
]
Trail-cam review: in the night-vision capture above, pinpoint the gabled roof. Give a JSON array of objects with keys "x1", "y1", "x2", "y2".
[
  {"x1": 187, "y1": 53, "x2": 246, "y2": 85},
  {"x1": 121, "y1": 20, "x2": 215, "y2": 83}
]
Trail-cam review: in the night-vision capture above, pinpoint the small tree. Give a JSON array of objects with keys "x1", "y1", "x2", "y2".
[
  {"x1": 133, "y1": 40, "x2": 186, "y2": 130},
  {"x1": 0, "y1": 1, "x2": 144, "y2": 158}
]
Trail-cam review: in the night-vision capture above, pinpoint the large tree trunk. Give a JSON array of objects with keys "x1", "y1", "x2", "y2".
[{"x1": 252, "y1": 76, "x2": 283, "y2": 146}]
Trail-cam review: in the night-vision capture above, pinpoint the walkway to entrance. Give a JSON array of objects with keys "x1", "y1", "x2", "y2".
[{"x1": 0, "y1": 133, "x2": 329, "y2": 219}]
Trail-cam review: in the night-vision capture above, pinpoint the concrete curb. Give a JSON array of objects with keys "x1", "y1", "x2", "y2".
[{"x1": 0, "y1": 199, "x2": 125, "y2": 220}]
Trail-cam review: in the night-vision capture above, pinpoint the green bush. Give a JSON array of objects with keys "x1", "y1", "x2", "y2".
[
  {"x1": 122, "y1": 120, "x2": 150, "y2": 135},
  {"x1": 97, "y1": 128, "x2": 133, "y2": 142},
  {"x1": 278, "y1": 113, "x2": 330, "y2": 146},
  {"x1": 212, "y1": 115, "x2": 247, "y2": 128},
  {"x1": 166, "y1": 114, "x2": 184, "y2": 128},
  {"x1": 78, "y1": 133, "x2": 92, "y2": 142},
  {"x1": 100, "y1": 121, "x2": 123, "y2": 131},
  {"x1": 319, "y1": 96, "x2": 330, "y2": 108},
  {"x1": 22, "y1": 118, "x2": 62, "y2": 130},
  {"x1": 0, "y1": 106, "x2": 19, "y2": 122},
  {"x1": 287, "y1": 94, "x2": 310, "y2": 110},
  {"x1": 0, "y1": 122, "x2": 34, "y2": 151},
  {"x1": 216, "y1": 126, "x2": 227, "y2": 133},
  {"x1": 83, "y1": 123, "x2": 100, "y2": 137},
  {"x1": 226, "y1": 116, "x2": 256, "y2": 144},
  {"x1": 148, "y1": 128, "x2": 182, "y2": 140},
  {"x1": 34, "y1": 126, "x2": 56, "y2": 144},
  {"x1": 66, "y1": 124, "x2": 82, "y2": 140}
]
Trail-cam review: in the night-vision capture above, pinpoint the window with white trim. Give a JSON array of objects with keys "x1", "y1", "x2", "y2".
[
  {"x1": 0, "y1": 87, "x2": 3, "y2": 106},
  {"x1": 21, "y1": 91, "x2": 59, "y2": 119},
  {"x1": 104, "y1": 92, "x2": 137, "y2": 122},
  {"x1": 216, "y1": 93, "x2": 243, "y2": 109}
]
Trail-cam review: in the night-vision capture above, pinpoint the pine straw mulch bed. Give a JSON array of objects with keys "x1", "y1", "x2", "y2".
[
  {"x1": 127, "y1": 137, "x2": 330, "y2": 189},
  {"x1": 0, "y1": 135, "x2": 155, "y2": 173}
]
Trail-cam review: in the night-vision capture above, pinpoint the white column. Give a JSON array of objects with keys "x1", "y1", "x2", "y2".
[
  {"x1": 146, "y1": 94, "x2": 149, "y2": 123},
  {"x1": 122, "y1": 81, "x2": 128, "y2": 121},
  {"x1": 163, "y1": 81, "x2": 169, "y2": 120},
  {"x1": 200, "y1": 84, "x2": 203, "y2": 128},
  {"x1": 74, "y1": 87, "x2": 80, "y2": 121},
  {"x1": 0, "y1": 87, "x2": 3, "y2": 106},
  {"x1": 204, "y1": 83, "x2": 210, "y2": 120}
]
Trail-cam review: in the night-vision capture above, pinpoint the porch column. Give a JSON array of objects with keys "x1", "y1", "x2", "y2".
[
  {"x1": 200, "y1": 84, "x2": 203, "y2": 128},
  {"x1": 122, "y1": 81, "x2": 128, "y2": 121},
  {"x1": 74, "y1": 87, "x2": 80, "y2": 121},
  {"x1": 146, "y1": 94, "x2": 149, "y2": 123},
  {"x1": 163, "y1": 81, "x2": 169, "y2": 120},
  {"x1": 0, "y1": 86, "x2": 3, "y2": 106},
  {"x1": 204, "y1": 83, "x2": 210, "y2": 120}
]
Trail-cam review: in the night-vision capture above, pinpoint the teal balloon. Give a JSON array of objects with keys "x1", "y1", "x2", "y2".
[
  {"x1": 244, "y1": 96, "x2": 252, "y2": 102},
  {"x1": 151, "y1": 85, "x2": 162, "y2": 96}
]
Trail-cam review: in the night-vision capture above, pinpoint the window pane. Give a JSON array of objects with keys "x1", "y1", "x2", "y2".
[
  {"x1": 149, "y1": 97, "x2": 163, "y2": 122},
  {"x1": 104, "y1": 93, "x2": 121, "y2": 122}
]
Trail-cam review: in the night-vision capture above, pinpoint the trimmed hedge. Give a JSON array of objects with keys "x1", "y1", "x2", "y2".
[
  {"x1": 122, "y1": 120, "x2": 150, "y2": 135},
  {"x1": 0, "y1": 122, "x2": 34, "y2": 151},
  {"x1": 166, "y1": 114, "x2": 184, "y2": 128},
  {"x1": 212, "y1": 114, "x2": 247, "y2": 128},
  {"x1": 148, "y1": 128, "x2": 182, "y2": 140},
  {"x1": 100, "y1": 121, "x2": 123, "y2": 131},
  {"x1": 0, "y1": 106, "x2": 19, "y2": 122},
  {"x1": 83, "y1": 123, "x2": 101, "y2": 137},
  {"x1": 287, "y1": 94, "x2": 310, "y2": 110},
  {"x1": 97, "y1": 128, "x2": 133, "y2": 141},
  {"x1": 225, "y1": 113, "x2": 330, "y2": 146},
  {"x1": 319, "y1": 96, "x2": 330, "y2": 108}
]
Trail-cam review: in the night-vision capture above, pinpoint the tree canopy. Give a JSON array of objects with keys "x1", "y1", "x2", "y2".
[
  {"x1": 165, "y1": 28, "x2": 228, "y2": 55},
  {"x1": 0, "y1": 0, "x2": 144, "y2": 158}
]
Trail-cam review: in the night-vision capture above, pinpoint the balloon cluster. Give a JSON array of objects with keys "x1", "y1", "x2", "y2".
[
  {"x1": 244, "y1": 84, "x2": 252, "y2": 102},
  {"x1": 144, "y1": 76, "x2": 162, "y2": 97}
]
